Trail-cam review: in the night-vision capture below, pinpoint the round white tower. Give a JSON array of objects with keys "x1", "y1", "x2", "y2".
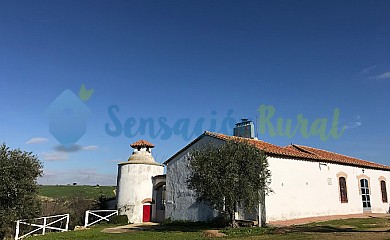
[{"x1": 116, "y1": 140, "x2": 164, "y2": 223}]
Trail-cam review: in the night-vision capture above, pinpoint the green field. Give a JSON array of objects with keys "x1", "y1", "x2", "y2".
[
  {"x1": 28, "y1": 216, "x2": 390, "y2": 240},
  {"x1": 38, "y1": 185, "x2": 116, "y2": 199}
]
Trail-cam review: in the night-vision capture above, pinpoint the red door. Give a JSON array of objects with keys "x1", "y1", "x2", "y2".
[{"x1": 142, "y1": 204, "x2": 151, "y2": 222}]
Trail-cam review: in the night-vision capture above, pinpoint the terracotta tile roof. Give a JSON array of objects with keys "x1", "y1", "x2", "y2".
[
  {"x1": 164, "y1": 131, "x2": 390, "y2": 171},
  {"x1": 287, "y1": 144, "x2": 390, "y2": 170},
  {"x1": 204, "y1": 131, "x2": 315, "y2": 159},
  {"x1": 130, "y1": 140, "x2": 155, "y2": 148}
]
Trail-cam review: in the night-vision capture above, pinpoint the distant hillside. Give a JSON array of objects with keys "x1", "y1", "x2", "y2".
[{"x1": 38, "y1": 185, "x2": 116, "y2": 199}]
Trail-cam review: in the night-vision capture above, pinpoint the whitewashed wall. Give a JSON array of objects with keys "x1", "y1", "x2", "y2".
[
  {"x1": 117, "y1": 163, "x2": 164, "y2": 223},
  {"x1": 266, "y1": 156, "x2": 390, "y2": 221},
  {"x1": 165, "y1": 136, "x2": 222, "y2": 221},
  {"x1": 165, "y1": 136, "x2": 390, "y2": 222}
]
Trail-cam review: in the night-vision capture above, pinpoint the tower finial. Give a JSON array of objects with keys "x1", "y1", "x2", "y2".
[{"x1": 130, "y1": 140, "x2": 155, "y2": 148}]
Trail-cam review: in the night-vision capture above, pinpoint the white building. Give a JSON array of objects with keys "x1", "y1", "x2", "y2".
[
  {"x1": 117, "y1": 120, "x2": 390, "y2": 223},
  {"x1": 116, "y1": 140, "x2": 164, "y2": 223}
]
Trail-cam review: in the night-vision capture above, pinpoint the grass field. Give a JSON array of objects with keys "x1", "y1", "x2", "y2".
[
  {"x1": 28, "y1": 216, "x2": 390, "y2": 240},
  {"x1": 38, "y1": 185, "x2": 116, "y2": 199}
]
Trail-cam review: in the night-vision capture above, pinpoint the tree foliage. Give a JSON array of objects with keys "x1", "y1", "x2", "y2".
[
  {"x1": 0, "y1": 144, "x2": 43, "y2": 239},
  {"x1": 187, "y1": 139, "x2": 271, "y2": 227}
]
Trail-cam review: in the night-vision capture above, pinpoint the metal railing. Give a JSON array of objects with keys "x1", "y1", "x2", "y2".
[{"x1": 15, "y1": 214, "x2": 70, "y2": 240}]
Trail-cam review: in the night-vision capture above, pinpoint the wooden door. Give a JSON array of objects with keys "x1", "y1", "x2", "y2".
[{"x1": 142, "y1": 204, "x2": 151, "y2": 222}]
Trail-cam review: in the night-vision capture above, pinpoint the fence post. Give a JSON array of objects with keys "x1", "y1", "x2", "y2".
[
  {"x1": 65, "y1": 214, "x2": 70, "y2": 231},
  {"x1": 84, "y1": 211, "x2": 89, "y2": 227},
  {"x1": 14, "y1": 220, "x2": 20, "y2": 240},
  {"x1": 42, "y1": 217, "x2": 47, "y2": 235}
]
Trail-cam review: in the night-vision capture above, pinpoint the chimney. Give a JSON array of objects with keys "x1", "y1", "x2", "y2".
[{"x1": 233, "y1": 118, "x2": 255, "y2": 139}]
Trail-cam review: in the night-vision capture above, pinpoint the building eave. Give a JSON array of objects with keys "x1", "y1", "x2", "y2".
[
  {"x1": 163, "y1": 132, "x2": 209, "y2": 165},
  {"x1": 163, "y1": 131, "x2": 390, "y2": 171}
]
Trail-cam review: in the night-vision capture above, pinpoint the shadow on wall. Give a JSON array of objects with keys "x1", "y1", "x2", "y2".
[
  {"x1": 187, "y1": 202, "x2": 216, "y2": 222},
  {"x1": 118, "y1": 204, "x2": 134, "y2": 222}
]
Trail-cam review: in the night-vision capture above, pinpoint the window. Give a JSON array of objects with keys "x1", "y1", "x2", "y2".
[
  {"x1": 339, "y1": 177, "x2": 348, "y2": 203},
  {"x1": 380, "y1": 180, "x2": 388, "y2": 203},
  {"x1": 360, "y1": 179, "x2": 371, "y2": 209}
]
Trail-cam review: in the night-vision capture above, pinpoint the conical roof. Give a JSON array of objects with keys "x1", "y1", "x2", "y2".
[
  {"x1": 119, "y1": 140, "x2": 161, "y2": 166},
  {"x1": 130, "y1": 140, "x2": 155, "y2": 148}
]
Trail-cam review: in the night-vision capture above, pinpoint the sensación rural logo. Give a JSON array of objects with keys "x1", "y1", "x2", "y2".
[{"x1": 45, "y1": 84, "x2": 94, "y2": 148}]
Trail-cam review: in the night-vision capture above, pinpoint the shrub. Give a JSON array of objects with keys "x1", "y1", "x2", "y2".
[{"x1": 108, "y1": 215, "x2": 128, "y2": 225}]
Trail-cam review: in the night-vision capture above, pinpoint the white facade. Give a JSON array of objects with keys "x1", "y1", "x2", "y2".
[
  {"x1": 116, "y1": 142, "x2": 164, "y2": 223},
  {"x1": 164, "y1": 135, "x2": 390, "y2": 223},
  {"x1": 265, "y1": 156, "x2": 390, "y2": 221},
  {"x1": 165, "y1": 136, "x2": 222, "y2": 221},
  {"x1": 117, "y1": 133, "x2": 390, "y2": 224}
]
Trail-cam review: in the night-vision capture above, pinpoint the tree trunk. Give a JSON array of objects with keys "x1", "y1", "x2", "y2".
[
  {"x1": 258, "y1": 188, "x2": 266, "y2": 227},
  {"x1": 230, "y1": 210, "x2": 237, "y2": 228}
]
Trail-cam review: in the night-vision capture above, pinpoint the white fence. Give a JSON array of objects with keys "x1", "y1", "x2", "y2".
[
  {"x1": 15, "y1": 214, "x2": 70, "y2": 240},
  {"x1": 84, "y1": 210, "x2": 118, "y2": 227}
]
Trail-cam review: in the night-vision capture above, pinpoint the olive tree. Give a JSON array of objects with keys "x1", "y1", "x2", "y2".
[
  {"x1": 0, "y1": 144, "x2": 43, "y2": 239},
  {"x1": 187, "y1": 139, "x2": 271, "y2": 227}
]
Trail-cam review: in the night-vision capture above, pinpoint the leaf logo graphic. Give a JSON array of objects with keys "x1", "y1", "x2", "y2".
[{"x1": 79, "y1": 84, "x2": 94, "y2": 101}]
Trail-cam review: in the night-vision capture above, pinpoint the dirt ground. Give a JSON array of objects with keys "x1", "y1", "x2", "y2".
[
  {"x1": 101, "y1": 222, "x2": 159, "y2": 233},
  {"x1": 268, "y1": 213, "x2": 389, "y2": 226},
  {"x1": 266, "y1": 214, "x2": 390, "y2": 240}
]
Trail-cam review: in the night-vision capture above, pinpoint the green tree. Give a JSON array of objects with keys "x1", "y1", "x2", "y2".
[
  {"x1": 188, "y1": 139, "x2": 271, "y2": 228},
  {"x1": 0, "y1": 144, "x2": 43, "y2": 239}
]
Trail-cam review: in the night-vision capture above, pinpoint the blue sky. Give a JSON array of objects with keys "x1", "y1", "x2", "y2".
[{"x1": 1, "y1": 1, "x2": 389, "y2": 185}]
